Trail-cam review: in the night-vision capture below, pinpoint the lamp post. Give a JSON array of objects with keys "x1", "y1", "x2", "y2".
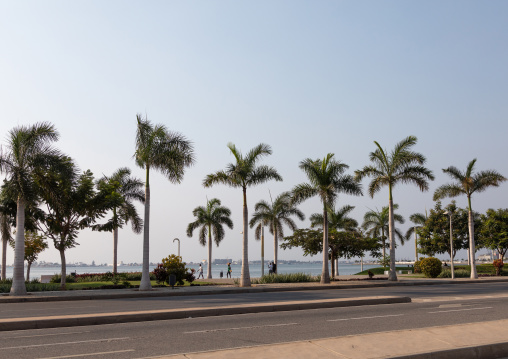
[
  {"x1": 173, "y1": 238, "x2": 180, "y2": 257},
  {"x1": 443, "y1": 211, "x2": 455, "y2": 279}
]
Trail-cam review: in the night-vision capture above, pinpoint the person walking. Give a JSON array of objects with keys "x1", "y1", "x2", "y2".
[
  {"x1": 197, "y1": 264, "x2": 204, "y2": 279},
  {"x1": 227, "y1": 263, "x2": 232, "y2": 278},
  {"x1": 268, "y1": 261, "x2": 273, "y2": 275}
]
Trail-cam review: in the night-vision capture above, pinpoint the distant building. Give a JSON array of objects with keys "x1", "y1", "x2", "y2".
[{"x1": 214, "y1": 258, "x2": 232, "y2": 264}]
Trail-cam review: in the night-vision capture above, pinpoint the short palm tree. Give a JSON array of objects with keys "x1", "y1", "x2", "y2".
[
  {"x1": 203, "y1": 143, "x2": 282, "y2": 287},
  {"x1": 405, "y1": 212, "x2": 427, "y2": 262},
  {"x1": 134, "y1": 114, "x2": 195, "y2": 290},
  {"x1": 187, "y1": 198, "x2": 233, "y2": 279},
  {"x1": 93, "y1": 168, "x2": 145, "y2": 274},
  {"x1": 249, "y1": 191, "x2": 305, "y2": 272},
  {"x1": 355, "y1": 136, "x2": 434, "y2": 281},
  {"x1": 362, "y1": 205, "x2": 405, "y2": 262},
  {"x1": 0, "y1": 123, "x2": 63, "y2": 295},
  {"x1": 293, "y1": 154, "x2": 362, "y2": 284},
  {"x1": 433, "y1": 159, "x2": 506, "y2": 279}
]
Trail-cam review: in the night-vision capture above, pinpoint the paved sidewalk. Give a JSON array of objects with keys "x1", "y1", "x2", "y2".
[{"x1": 163, "y1": 319, "x2": 508, "y2": 359}]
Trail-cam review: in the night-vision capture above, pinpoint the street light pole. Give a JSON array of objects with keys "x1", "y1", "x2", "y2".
[
  {"x1": 173, "y1": 238, "x2": 180, "y2": 258},
  {"x1": 444, "y1": 212, "x2": 454, "y2": 279}
]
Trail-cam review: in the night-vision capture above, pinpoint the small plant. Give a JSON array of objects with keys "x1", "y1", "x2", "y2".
[
  {"x1": 420, "y1": 257, "x2": 442, "y2": 278},
  {"x1": 413, "y1": 260, "x2": 422, "y2": 274},
  {"x1": 250, "y1": 273, "x2": 319, "y2": 284},
  {"x1": 380, "y1": 256, "x2": 390, "y2": 268},
  {"x1": 438, "y1": 269, "x2": 470, "y2": 278},
  {"x1": 50, "y1": 274, "x2": 76, "y2": 283},
  {"x1": 493, "y1": 259, "x2": 504, "y2": 276},
  {"x1": 152, "y1": 263, "x2": 168, "y2": 284},
  {"x1": 122, "y1": 281, "x2": 131, "y2": 288},
  {"x1": 367, "y1": 270, "x2": 374, "y2": 279}
]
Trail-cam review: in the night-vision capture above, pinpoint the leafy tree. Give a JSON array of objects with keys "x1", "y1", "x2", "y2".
[
  {"x1": 405, "y1": 212, "x2": 427, "y2": 261},
  {"x1": 92, "y1": 168, "x2": 144, "y2": 274},
  {"x1": 249, "y1": 191, "x2": 304, "y2": 273},
  {"x1": 434, "y1": 159, "x2": 506, "y2": 278},
  {"x1": 362, "y1": 205, "x2": 405, "y2": 264},
  {"x1": 10, "y1": 231, "x2": 47, "y2": 281},
  {"x1": 187, "y1": 198, "x2": 233, "y2": 278},
  {"x1": 0, "y1": 122, "x2": 64, "y2": 295},
  {"x1": 134, "y1": 114, "x2": 195, "y2": 290},
  {"x1": 479, "y1": 208, "x2": 508, "y2": 262},
  {"x1": 292, "y1": 154, "x2": 362, "y2": 284},
  {"x1": 204, "y1": 143, "x2": 282, "y2": 287},
  {"x1": 355, "y1": 136, "x2": 434, "y2": 281}
]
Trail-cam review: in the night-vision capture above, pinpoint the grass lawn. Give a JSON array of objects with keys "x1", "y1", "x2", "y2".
[{"x1": 356, "y1": 267, "x2": 415, "y2": 275}]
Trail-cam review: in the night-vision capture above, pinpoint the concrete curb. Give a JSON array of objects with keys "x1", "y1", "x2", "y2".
[
  {"x1": 391, "y1": 342, "x2": 508, "y2": 359},
  {"x1": 0, "y1": 296, "x2": 410, "y2": 331},
  {"x1": 1, "y1": 277, "x2": 507, "y2": 303}
]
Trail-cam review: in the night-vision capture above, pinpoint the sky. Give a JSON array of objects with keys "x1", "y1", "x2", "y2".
[{"x1": 1, "y1": 1, "x2": 507, "y2": 266}]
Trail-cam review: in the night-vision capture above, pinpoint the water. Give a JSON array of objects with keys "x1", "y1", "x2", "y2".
[{"x1": 2, "y1": 262, "x2": 380, "y2": 280}]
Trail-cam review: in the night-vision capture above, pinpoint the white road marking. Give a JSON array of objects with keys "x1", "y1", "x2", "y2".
[
  {"x1": 327, "y1": 314, "x2": 404, "y2": 322},
  {"x1": 39, "y1": 350, "x2": 135, "y2": 358},
  {"x1": 184, "y1": 322, "x2": 299, "y2": 334},
  {"x1": 0, "y1": 337, "x2": 130, "y2": 350},
  {"x1": 428, "y1": 306, "x2": 493, "y2": 314},
  {"x1": 1, "y1": 331, "x2": 91, "y2": 339}
]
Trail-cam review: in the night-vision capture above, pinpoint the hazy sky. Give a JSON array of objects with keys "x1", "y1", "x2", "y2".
[{"x1": 1, "y1": 1, "x2": 507, "y2": 266}]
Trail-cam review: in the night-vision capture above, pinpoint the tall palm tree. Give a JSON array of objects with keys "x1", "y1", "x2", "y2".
[
  {"x1": 0, "y1": 212, "x2": 12, "y2": 281},
  {"x1": 93, "y1": 168, "x2": 145, "y2": 274},
  {"x1": 355, "y1": 136, "x2": 434, "y2": 281},
  {"x1": 433, "y1": 159, "x2": 506, "y2": 279},
  {"x1": 203, "y1": 143, "x2": 282, "y2": 287},
  {"x1": 292, "y1": 154, "x2": 362, "y2": 284},
  {"x1": 134, "y1": 114, "x2": 195, "y2": 290},
  {"x1": 0, "y1": 123, "x2": 63, "y2": 295},
  {"x1": 249, "y1": 191, "x2": 305, "y2": 272},
  {"x1": 362, "y1": 205, "x2": 405, "y2": 261},
  {"x1": 405, "y1": 212, "x2": 427, "y2": 262},
  {"x1": 187, "y1": 198, "x2": 233, "y2": 279}
]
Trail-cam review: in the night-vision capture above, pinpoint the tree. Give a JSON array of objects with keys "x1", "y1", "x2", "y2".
[
  {"x1": 292, "y1": 154, "x2": 362, "y2": 283},
  {"x1": 249, "y1": 191, "x2": 304, "y2": 273},
  {"x1": 0, "y1": 210, "x2": 12, "y2": 281},
  {"x1": 355, "y1": 136, "x2": 434, "y2": 281},
  {"x1": 310, "y1": 205, "x2": 357, "y2": 276},
  {"x1": 10, "y1": 231, "x2": 47, "y2": 281},
  {"x1": 134, "y1": 114, "x2": 195, "y2": 290},
  {"x1": 479, "y1": 208, "x2": 508, "y2": 262},
  {"x1": 405, "y1": 212, "x2": 427, "y2": 261},
  {"x1": 434, "y1": 159, "x2": 506, "y2": 278},
  {"x1": 0, "y1": 122, "x2": 64, "y2": 295},
  {"x1": 92, "y1": 168, "x2": 144, "y2": 274},
  {"x1": 187, "y1": 198, "x2": 233, "y2": 278},
  {"x1": 362, "y1": 205, "x2": 405, "y2": 264},
  {"x1": 204, "y1": 143, "x2": 282, "y2": 287}
]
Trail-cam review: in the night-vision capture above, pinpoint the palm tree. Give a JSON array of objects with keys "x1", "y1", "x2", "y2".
[
  {"x1": 203, "y1": 143, "x2": 282, "y2": 287},
  {"x1": 93, "y1": 168, "x2": 145, "y2": 274},
  {"x1": 134, "y1": 114, "x2": 195, "y2": 290},
  {"x1": 187, "y1": 198, "x2": 233, "y2": 279},
  {"x1": 355, "y1": 136, "x2": 434, "y2": 281},
  {"x1": 433, "y1": 159, "x2": 506, "y2": 279},
  {"x1": 310, "y1": 205, "x2": 358, "y2": 277},
  {"x1": 249, "y1": 191, "x2": 304, "y2": 273},
  {"x1": 292, "y1": 154, "x2": 362, "y2": 284},
  {"x1": 362, "y1": 205, "x2": 405, "y2": 262},
  {"x1": 405, "y1": 212, "x2": 427, "y2": 262},
  {"x1": 0, "y1": 123, "x2": 63, "y2": 295},
  {"x1": 0, "y1": 212, "x2": 12, "y2": 281}
]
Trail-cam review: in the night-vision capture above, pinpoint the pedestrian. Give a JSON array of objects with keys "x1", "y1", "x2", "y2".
[
  {"x1": 268, "y1": 261, "x2": 273, "y2": 275},
  {"x1": 227, "y1": 263, "x2": 232, "y2": 278},
  {"x1": 197, "y1": 264, "x2": 204, "y2": 279}
]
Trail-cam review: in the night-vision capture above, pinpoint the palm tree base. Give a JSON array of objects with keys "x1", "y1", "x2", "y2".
[
  {"x1": 388, "y1": 272, "x2": 398, "y2": 281},
  {"x1": 10, "y1": 286, "x2": 27, "y2": 296}
]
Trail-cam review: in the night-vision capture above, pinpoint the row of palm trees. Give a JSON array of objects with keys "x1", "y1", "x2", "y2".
[{"x1": 1, "y1": 118, "x2": 505, "y2": 295}]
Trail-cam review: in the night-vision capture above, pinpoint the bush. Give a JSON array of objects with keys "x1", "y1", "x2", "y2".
[
  {"x1": 413, "y1": 260, "x2": 422, "y2": 274},
  {"x1": 158, "y1": 254, "x2": 194, "y2": 286},
  {"x1": 152, "y1": 264, "x2": 168, "y2": 284},
  {"x1": 420, "y1": 257, "x2": 442, "y2": 278},
  {"x1": 438, "y1": 269, "x2": 470, "y2": 278},
  {"x1": 493, "y1": 259, "x2": 504, "y2": 276},
  {"x1": 380, "y1": 256, "x2": 390, "y2": 268},
  {"x1": 251, "y1": 273, "x2": 319, "y2": 284},
  {"x1": 50, "y1": 274, "x2": 76, "y2": 283}
]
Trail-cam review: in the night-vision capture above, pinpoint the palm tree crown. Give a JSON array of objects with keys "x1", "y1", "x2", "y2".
[
  {"x1": 405, "y1": 212, "x2": 427, "y2": 261},
  {"x1": 187, "y1": 198, "x2": 233, "y2": 279},
  {"x1": 310, "y1": 205, "x2": 358, "y2": 231},
  {"x1": 355, "y1": 136, "x2": 433, "y2": 281},
  {"x1": 134, "y1": 114, "x2": 195, "y2": 290},
  {"x1": 203, "y1": 143, "x2": 282, "y2": 287},
  {"x1": 362, "y1": 205, "x2": 405, "y2": 260},
  {"x1": 434, "y1": 158, "x2": 506, "y2": 278},
  {"x1": 292, "y1": 153, "x2": 362, "y2": 283}
]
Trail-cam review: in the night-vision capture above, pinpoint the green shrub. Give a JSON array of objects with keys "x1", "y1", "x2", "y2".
[
  {"x1": 251, "y1": 273, "x2": 319, "y2": 284},
  {"x1": 413, "y1": 260, "x2": 422, "y2": 274},
  {"x1": 438, "y1": 269, "x2": 470, "y2": 278},
  {"x1": 50, "y1": 274, "x2": 76, "y2": 283},
  {"x1": 0, "y1": 283, "x2": 61, "y2": 293},
  {"x1": 420, "y1": 257, "x2": 442, "y2": 278},
  {"x1": 493, "y1": 259, "x2": 504, "y2": 276},
  {"x1": 160, "y1": 254, "x2": 190, "y2": 286},
  {"x1": 152, "y1": 264, "x2": 168, "y2": 284}
]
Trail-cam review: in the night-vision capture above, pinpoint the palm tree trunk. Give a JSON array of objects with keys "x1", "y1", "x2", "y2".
[
  {"x1": 382, "y1": 228, "x2": 386, "y2": 261},
  {"x1": 388, "y1": 197, "x2": 397, "y2": 281},
  {"x1": 330, "y1": 252, "x2": 335, "y2": 278},
  {"x1": 207, "y1": 225, "x2": 212, "y2": 279},
  {"x1": 113, "y1": 227, "x2": 118, "y2": 274},
  {"x1": 10, "y1": 197, "x2": 27, "y2": 296},
  {"x1": 2, "y1": 235, "x2": 7, "y2": 281},
  {"x1": 321, "y1": 206, "x2": 330, "y2": 284},
  {"x1": 139, "y1": 169, "x2": 152, "y2": 291},
  {"x1": 240, "y1": 187, "x2": 251, "y2": 287},
  {"x1": 273, "y1": 226, "x2": 278, "y2": 274},
  {"x1": 414, "y1": 228, "x2": 418, "y2": 262},
  {"x1": 468, "y1": 197, "x2": 478, "y2": 279},
  {"x1": 26, "y1": 262, "x2": 31, "y2": 282},
  {"x1": 59, "y1": 247, "x2": 67, "y2": 289}
]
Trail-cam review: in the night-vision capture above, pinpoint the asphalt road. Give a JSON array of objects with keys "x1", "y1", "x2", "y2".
[{"x1": 0, "y1": 282, "x2": 507, "y2": 359}]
